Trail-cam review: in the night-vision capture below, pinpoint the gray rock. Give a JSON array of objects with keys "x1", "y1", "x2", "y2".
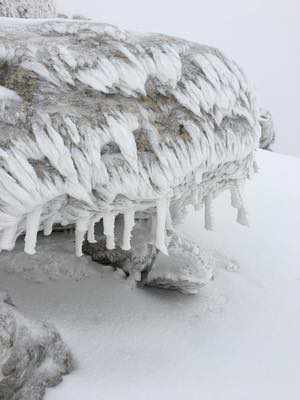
[{"x1": 0, "y1": 291, "x2": 73, "y2": 400}]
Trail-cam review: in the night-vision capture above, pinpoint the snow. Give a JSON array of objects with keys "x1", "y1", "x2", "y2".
[
  {"x1": 0, "y1": 150, "x2": 300, "y2": 399},
  {"x1": 0, "y1": 17, "x2": 261, "y2": 257}
]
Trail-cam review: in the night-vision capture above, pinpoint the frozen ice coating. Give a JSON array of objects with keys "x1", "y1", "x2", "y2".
[
  {"x1": 24, "y1": 206, "x2": 42, "y2": 255},
  {"x1": 0, "y1": 15, "x2": 260, "y2": 262},
  {"x1": 0, "y1": 0, "x2": 57, "y2": 18}
]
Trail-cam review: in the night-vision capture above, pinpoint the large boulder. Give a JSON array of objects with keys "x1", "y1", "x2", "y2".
[{"x1": 0, "y1": 290, "x2": 73, "y2": 400}]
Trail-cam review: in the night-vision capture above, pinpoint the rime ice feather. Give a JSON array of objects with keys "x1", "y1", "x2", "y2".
[{"x1": 0, "y1": 17, "x2": 259, "y2": 259}]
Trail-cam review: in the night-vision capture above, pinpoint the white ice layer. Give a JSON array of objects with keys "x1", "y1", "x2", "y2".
[{"x1": 230, "y1": 185, "x2": 249, "y2": 227}]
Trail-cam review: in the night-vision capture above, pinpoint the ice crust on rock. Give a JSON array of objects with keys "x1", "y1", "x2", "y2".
[
  {"x1": 146, "y1": 234, "x2": 215, "y2": 294},
  {"x1": 0, "y1": 289, "x2": 73, "y2": 400},
  {"x1": 0, "y1": 17, "x2": 260, "y2": 262}
]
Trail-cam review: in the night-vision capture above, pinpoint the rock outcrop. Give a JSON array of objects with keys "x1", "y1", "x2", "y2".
[{"x1": 0, "y1": 290, "x2": 73, "y2": 400}]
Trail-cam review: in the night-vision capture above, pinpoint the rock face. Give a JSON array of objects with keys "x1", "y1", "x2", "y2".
[
  {"x1": 0, "y1": 290, "x2": 73, "y2": 400},
  {"x1": 0, "y1": 0, "x2": 56, "y2": 19}
]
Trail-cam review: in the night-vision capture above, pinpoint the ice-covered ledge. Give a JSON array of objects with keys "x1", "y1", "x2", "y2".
[{"x1": 0, "y1": 3, "x2": 261, "y2": 287}]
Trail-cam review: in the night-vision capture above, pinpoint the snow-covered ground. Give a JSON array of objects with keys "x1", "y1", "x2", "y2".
[{"x1": 1, "y1": 149, "x2": 300, "y2": 399}]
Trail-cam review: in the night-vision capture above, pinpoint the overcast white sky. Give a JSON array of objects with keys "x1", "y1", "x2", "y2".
[{"x1": 57, "y1": 0, "x2": 300, "y2": 157}]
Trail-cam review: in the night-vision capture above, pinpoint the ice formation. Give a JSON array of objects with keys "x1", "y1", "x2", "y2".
[
  {"x1": 0, "y1": 5, "x2": 261, "y2": 283},
  {"x1": 259, "y1": 109, "x2": 276, "y2": 150}
]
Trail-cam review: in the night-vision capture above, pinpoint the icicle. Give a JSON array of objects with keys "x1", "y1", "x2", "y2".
[
  {"x1": 43, "y1": 215, "x2": 56, "y2": 236},
  {"x1": 237, "y1": 207, "x2": 250, "y2": 227},
  {"x1": 24, "y1": 206, "x2": 42, "y2": 255},
  {"x1": 155, "y1": 197, "x2": 169, "y2": 255},
  {"x1": 87, "y1": 215, "x2": 101, "y2": 244},
  {"x1": 253, "y1": 160, "x2": 259, "y2": 173},
  {"x1": 0, "y1": 223, "x2": 18, "y2": 251},
  {"x1": 75, "y1": 217, "x2": 89, "y2": 257},
  {"x1": 230, "y1": 184, "x2": 250, "y2": 227},
  {"x1": 204, "y1": 194, "x2": 214, "y2": 231},
  {"x1": 122, "y1": 210, "x2": 135, "y2": 251},
  {"x1": 230, "y1": 186, "x2": 242, "y2": 209},
  {"x1": 103, "y1": 212, "x2": 115, "y2": 250}
]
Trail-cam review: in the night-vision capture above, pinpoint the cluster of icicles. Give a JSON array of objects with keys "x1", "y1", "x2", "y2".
[{"x1": 0, "y1": 182, "x2": 249, "y2": 258}]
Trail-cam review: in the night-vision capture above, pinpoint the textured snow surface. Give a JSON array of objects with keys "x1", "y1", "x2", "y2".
[{"x1": 1, "y1": 151, "x2": 299, "y2": 399}]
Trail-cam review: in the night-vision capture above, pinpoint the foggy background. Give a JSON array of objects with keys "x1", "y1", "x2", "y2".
[{"x1": 57, "y1": 0, "x2": 300, "y2": 158}]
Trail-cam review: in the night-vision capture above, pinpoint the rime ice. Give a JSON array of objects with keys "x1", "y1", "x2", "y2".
[{"x1": 0, "y1": 15, "x2": 259, "y2": 266}]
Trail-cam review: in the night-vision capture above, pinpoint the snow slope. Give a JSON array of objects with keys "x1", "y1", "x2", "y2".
[{"x1": 0, "y1": 149, "x2": 300, "y2": 400}]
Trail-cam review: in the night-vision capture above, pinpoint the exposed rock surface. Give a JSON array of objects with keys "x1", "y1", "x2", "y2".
[
  {"x1": 0, "y1": 0, "x2": 56, "y2": 19},
  {"x1": 0, "y1": 17, "x2": 260, "y2": 265},
  {"x1": 0, "y1": 290, "x2": 73, "y2": 400}
]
